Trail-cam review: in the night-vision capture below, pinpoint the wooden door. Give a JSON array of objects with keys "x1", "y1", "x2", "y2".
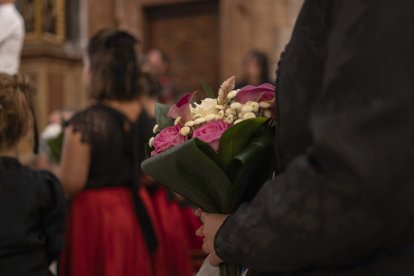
[{"x1": 144, "y1": 0, "x2": 220, "y2": 96}]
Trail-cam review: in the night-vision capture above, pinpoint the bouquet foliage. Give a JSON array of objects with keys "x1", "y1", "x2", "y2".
[{"x1": 142, "y1": 76, "x2": 276, "y2": 276}]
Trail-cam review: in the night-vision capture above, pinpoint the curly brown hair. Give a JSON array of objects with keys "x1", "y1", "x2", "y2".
[{"x1": 0, "y1": 74, "x2": 36, "y2": 151}]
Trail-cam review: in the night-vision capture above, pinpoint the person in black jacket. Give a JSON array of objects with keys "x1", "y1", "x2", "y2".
[
  {"x1": 0, "y1": 73, "x2": 66, "y2": 276},
  {"x1": 197, "y1": 0, "x2": 414, "y2": 275}
]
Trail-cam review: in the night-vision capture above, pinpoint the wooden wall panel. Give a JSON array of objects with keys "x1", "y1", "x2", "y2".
[
  {"x1": 145, "y1": 1, "x2": 220, "y2": 93},
  {"x1": 47, "y1": 72, "x2": 64, "y2": 115},
  {"x1": 220, "y1": 0, "x2": 303, "y2": 81},
  {"x1": 87, "y1": 0, "x2": 117, "y2": 35}
]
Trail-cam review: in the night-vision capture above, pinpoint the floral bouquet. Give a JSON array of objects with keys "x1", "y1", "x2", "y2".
[
  {"x1": 141, "y1": 76, "x2": 276, "y2": 276},
  {"x1": 42, "y1": 121, "x2": 65, "y2": 164}
]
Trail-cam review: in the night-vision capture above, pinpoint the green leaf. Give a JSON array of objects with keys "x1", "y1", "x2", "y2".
[
  {"x1": 219, "y1": 263, "x2": 241, "y2": 276},
  {"x1": 144, "y1": 143, "x2": 152, "y2": 159},
  {"x1": 46, "y1": 131, "x2": 64, "y2": 164},
  {"x1": 194, "y1": 138, "x2": 225, "y2": 169},
  {"x1": 200, "y1": 79, "x2": 215, "y2": 98},
  {"x1": 142, "y1": 139, "x2": 233, "y2": 213},
  {"x1": 218, "y1": 117, "x2": 268, "y2": 167},
  {"x1": 225, "y1": 129, "x2": 275, "y2": 211},
  {"x1": 155, "y1": 103, "x2": 174, "y2": 130}
]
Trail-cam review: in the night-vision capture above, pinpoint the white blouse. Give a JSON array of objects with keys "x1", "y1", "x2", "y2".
[{"x1": 0, "y1": 3, "x2": 24, "y2": 75}]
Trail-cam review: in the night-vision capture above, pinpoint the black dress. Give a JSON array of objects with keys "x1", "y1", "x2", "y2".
[
  {"x1": 215, "y1": 0, "x2": 414, "y2": 275},
  {"x1": 59, "y1": 104, "x2": 164, "y2": 276},
  {"x1": 0, "y1": 157, "x2": 66, "y2": 276}
]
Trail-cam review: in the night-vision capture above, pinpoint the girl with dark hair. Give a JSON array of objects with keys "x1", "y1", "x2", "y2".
[
  {"x1": 59, "y1": 29, "x2": 165, "y2": 276},
  {"x1": 0, "y1": 73, "x2": 66, "y2": 275},
  {"x1": 236, "y1": 50, "x2": 273, "y2": 89}
]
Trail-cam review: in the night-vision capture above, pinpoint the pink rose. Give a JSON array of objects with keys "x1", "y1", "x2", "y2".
[
  {"x1": 193, "y1": 120, "x2": 230, "y2": 152},
  {"x1": 151, "y1": 125, "x2": 188, "y2": 156},
  {"x1": 236, "y1": 83, "x2": 275, "y2": 104}
]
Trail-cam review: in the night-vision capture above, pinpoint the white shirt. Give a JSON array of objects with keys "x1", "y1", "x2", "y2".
[{"x1": 0, "y1": 3, "x2": 24, "y2": 75}]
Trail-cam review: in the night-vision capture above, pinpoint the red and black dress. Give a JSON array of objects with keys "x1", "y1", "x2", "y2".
[{"x1": 60, "y1": 104, "x2": 166, "y2": 276}]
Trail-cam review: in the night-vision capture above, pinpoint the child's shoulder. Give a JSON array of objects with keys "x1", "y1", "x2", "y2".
[{"x1": 22, "y1": 166, "x2": 64, "y2": 204}]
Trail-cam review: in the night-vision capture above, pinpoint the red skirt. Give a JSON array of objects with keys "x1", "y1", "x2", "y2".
[
  {"x1": 149, "y1": 187, "x2": 203, "y2": 275},
  {"x1": 60, "y1": 187, "x2": 167, "y2": 276}
]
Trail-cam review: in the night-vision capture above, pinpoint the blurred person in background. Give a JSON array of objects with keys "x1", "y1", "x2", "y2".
[
  {"x1": 0, "y1": 0, "x2": 24, "y2": 74},
  {"x1": 236, "y1": 50, "x2": 272, "y2": 89},
  {"x1": 142, "y1": 49, "x2": 177, "y2": 104},
  {"x1": 58, "y1": 29, "x2": 166, "y2": 276},
  {"x1": 36, "y1": 110, "x2": 74, "y2": 171},
  {"x1": 0, "y1": 73, "x2": 66, "y2": 276}
]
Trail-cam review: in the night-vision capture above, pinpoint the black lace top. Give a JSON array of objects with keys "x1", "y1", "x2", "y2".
[
  {"x1": 69, "y1": 104, "x2": 154, "y2": 189},
  {"x1": 0, "y1": 157, "x2": 66, "y2": 275},
  {"x1": 68, "y1": 103, "x2": 158, "y2": 251}
]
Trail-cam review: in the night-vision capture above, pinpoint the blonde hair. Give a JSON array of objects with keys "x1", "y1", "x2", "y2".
[{"x1": 0, "y1": 74, "x2": 36, "y2": 151}]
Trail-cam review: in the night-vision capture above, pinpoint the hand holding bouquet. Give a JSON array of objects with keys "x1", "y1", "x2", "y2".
[{"x1": 142, "y1": 76, "x2": 277, "y2": 275}]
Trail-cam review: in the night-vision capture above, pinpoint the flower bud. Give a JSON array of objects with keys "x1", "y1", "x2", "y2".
[
  {"x1": 264, "y1": 110, "x2": 272, "y2": 118},
  {"x1": 230, "y1": 102, "x2": 242, "y2": 111},
  {"x1": 193, "y1": 113, "x2": 203, "y2": 119},
  {"x1": 225, "y1": 108, "x2": 236, "y2": 115},
  {"x1": 218, "y1": 110, "x2": 225, "y2": 119},
  {"x1": 259, "y1": 102, "x2": 271, "y2": 109},
  {"x1": 205, "y1": 114, "x2": 217, "y2": 122},
  {"x1": 234, "y1": 119, "x2": 244, "y2": 125},
  {"x1": 149, "y1": 137, "x2": 155, "y2": 147},
  {"x1": 152, "y1": 124, "x2": 159, "y2": 134},
  {"x1": 184, "y1": 121, "x2": 194, "y2": 127},
  {"x1": 227, "y1": 90, "x2": 238, "y2": 100},
  {"x1": 224, "y1": 114, "x2": 234, "y2": 124},
  {"x1": 243, "y1": 112, "x2": 256, "y2": 120},
  {"x1": 194, "y1": 118, "x2": 206, "y2": 125},
  {"x1": 180, "y1": 127, "x2": 191, "y2": 136},
  {"x1": 250, "y1": 102, "x2": 260, "y2": 112},
  {"x1": 241, "y1": 105, "x2": 253, "y2": 113},
  {"x1": 174, "y1": 116, "x2": 182, "y2": 125}
]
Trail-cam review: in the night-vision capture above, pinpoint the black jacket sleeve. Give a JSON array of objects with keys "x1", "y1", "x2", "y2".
[
  {"x1": 40, "y1": 171, "x2": 67, "y2": 262},
  {"x1": 215, "y1": 0, "x2": 414, "y2": 273}
]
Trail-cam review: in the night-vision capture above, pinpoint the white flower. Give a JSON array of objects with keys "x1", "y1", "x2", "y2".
[
  {"x1": 243, "y1": 112, "x2": 256, "y2": 120},
  {"x1": 41, "y1": 123, "x2": 62, "y2": 140},
  {"x1": 180, "y1": 127, "x2": 191, "y2": 136},
  {"x1": 218, "y1": 110, "x2": 225, "y2": 119},
  {"x1": 259, "y1": 102, "x2": 271, "y2": 109},
  {"x1": 241, "y1": 105, "x2": 253, "y2": 113},
  {"x1": 225, "y1": 108, "x2": 236, "y2": 115},
  {"x1": 227, "y1": 90, "x2": 238, "y2": 100},
  {"x1": 215, "y1": 105, "x2": 225, "y2": 110},
  {"x1": 149, "y1": 137, "x2": 155, "y2": 147},
  {"x1": 205, "y1": 114, "x2": 217, "y2": 122},
  {"x1": 234, "y1": 119, "x2": 244, "y2": 125},
  {"x1": 224, "y1": 114, "x2": 234, "y2": 124},
  {"x1": 193, "y1": 98, "x2": 219, "y2": 117},
  {"x1": 153, "y1": 124, "x2": 159, "y2": 134},
  {"x1": 174, "y1": 116, "x2": 182, "y2": 125},
  {"x1": 230, "y1": 102, "x2": 242, "y2": 111},
  {"x1": 194, "y1": 118, "x2": 206, "y2": 125},
  {"x1": 184, "y1": 121, "x2": 194, "y2": 127},
  {"x1": 264, "y1": 110, "x2": 272, "y2": 118},
  {"x1": 250, "y1": 102, "x2": 260, "y2": 112}
]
